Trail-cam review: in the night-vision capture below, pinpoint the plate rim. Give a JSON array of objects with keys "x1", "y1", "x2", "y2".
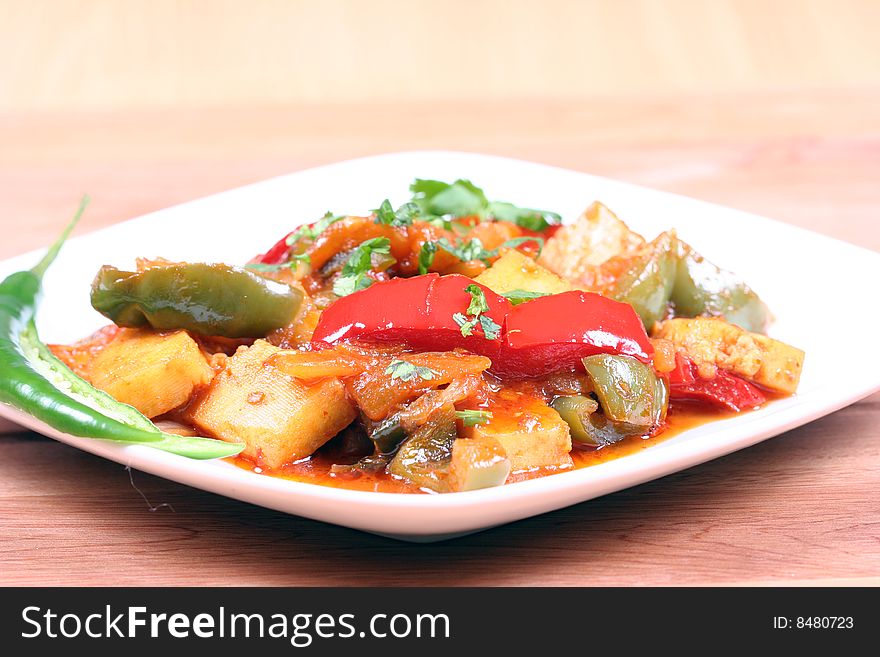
[{"x1": 2, "y1": 149, "x2": 879, "y2": 539}]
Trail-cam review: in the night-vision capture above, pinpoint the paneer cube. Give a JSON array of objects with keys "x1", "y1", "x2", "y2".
[
  {"x1": 653, "y1": 317, "x2": 805, "y2": 394},
  {"x1": 472, "y1": 387, "x2": 573, "y2": 472},
  {"x1": 89, "y1": 328, "x2": 214, "y2": 418},
  {"x1": 187, "y1": 340, "x2": 356, "y2": 469},
  {"x1": 475, "y1": 248, "x2": 573, "y2": 298},
  {"x1": 539, "y1": 201, "x2": 645, "y2": 283}
]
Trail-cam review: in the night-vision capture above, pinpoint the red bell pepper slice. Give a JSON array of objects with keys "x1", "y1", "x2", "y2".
[
  {"x1": 313, "y1": 276, "x2": 654, "y2": 376},
  {"x1": 255, "y1": 231, "x2": 295, "y2": 265},
  {"x1": 312, "y1": 274, "x2": 511, "y2": 358},
  {"x1": 667, "y1": 353, "x2": 766, "y2": 411},
  {"x1": 495, "y1": 290, "x2": 653, "y2": 377}
]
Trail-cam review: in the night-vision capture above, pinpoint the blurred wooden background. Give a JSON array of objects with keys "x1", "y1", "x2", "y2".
[{"x1": 2, "y1": 0, "x2": 880, "y2": 111}]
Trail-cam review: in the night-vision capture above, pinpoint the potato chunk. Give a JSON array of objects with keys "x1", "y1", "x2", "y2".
[
  {"x1": 539, "y1": 201, "x2": 645, "y2": 283},
  {"x1": 187, "y1": 340, "x2": 356, "y2": 469},
  {"x1": 653, "y1": 317, "x2": 804, "y2": 394},
  {"x1": 472, "y1": 386, "x2": 573, "y2": 472},
  {"x1": 475, "y1": 248, "x2": 573, "y2": 297},
  {"x1": 89, "y1": 329, "x2": 213, "y2": 418}
]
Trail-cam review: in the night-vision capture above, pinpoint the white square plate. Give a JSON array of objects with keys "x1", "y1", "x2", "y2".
[{"x1": 2, "y1": 151, "x2": 879, "y2": 542}]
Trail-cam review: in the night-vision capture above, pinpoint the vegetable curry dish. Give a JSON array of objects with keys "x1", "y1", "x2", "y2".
[{"x1": 41, "y1": 180, "x2": 804, "y2": 493}]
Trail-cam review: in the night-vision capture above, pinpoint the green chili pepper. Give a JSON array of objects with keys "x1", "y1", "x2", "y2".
[
  {"x1": 388, "y1": 405, "x2": 457, "y2": 492},
  {"x1": 609, "y1": 232, "x2": 677, "y2": 329},
  {"x1": 0, "y1": 199, "x2": 242, "y2": 459},
  {"x1": 91, "y1": 263, "x2": 303, "y2": 338},
  {"x1": 582, "y1": 354, "x2": 667, "y2": 427},
  {"x1": 671, "y1": 240, "x2": 769, "y2": 333}
]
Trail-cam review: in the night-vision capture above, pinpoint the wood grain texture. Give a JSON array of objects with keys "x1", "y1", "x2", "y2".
[
  {"x1": 3, "y1": 0, "x2": 880, "y2": 110},
  {"x1": 0, "y1": 89, "x2": 878, "y2": 585}
]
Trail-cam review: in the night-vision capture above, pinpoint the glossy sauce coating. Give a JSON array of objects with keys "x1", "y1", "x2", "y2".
[{"x1": 231, "y1": 402, "x2": 736, "y2": 493}]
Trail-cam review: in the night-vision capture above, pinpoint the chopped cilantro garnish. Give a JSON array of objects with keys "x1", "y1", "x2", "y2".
[
  {"x1": 465, "y1": 284, "x2": 490, "y2": 315},
  {"x1": 487, "y1": 201, "x2": 561, "y2": 232},
  {"x1": 287, "y1": 212, "x2": 344, "y2": 245},
  {"x1": 408, "y1": 179, "x2": 560, "y2": 230},
  {"x1": 418, "y1": 241, "x2": 438, "y2": 275},
  {"x1": 454, "y1": 284, "x2": 501, "y2": 340},
  {"x1": 437, "y1": 237, "x2": 489, "y2": 263},
  {"x1": 500, "y1": 289, "x2": 551, "y2": 305},
  {"x1": 332, "y1": 237, "x2": 393, "y2": 297},
  {"x1": 478, "y1": 315, "x2": 502, "y2": 340},
  {"x1": 433, "y1": 235, "x2": 544, "y2": 264},
  {"x1": 453, "y1": 312, "x2": 477, "y2": 337},
  {"x1": 455, "y1": 409, "x2": 493, "y2": 426},
  {"x1": 385, "y1": 359, "x2": 439, "y2": 382},
  {"x1": 374, "y1": 200, "x2": 419, "y2": 227}
]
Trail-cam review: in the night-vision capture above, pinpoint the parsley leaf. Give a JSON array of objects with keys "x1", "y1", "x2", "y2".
[
  {"x1": 374, "y1": 200, "x2": 419, "y2": 227},
  {"x1": 385, "y1": 359, "x2": 439, "y2": 382},
  {"x1": 455, "y1": 409, "x2": 493, "y2": 427},
  {"x1": 436, "y1": 237, "x2": 490, "y2": 263},
  {"x1": 408, "y1": 179, "x2": 560, "y2": 231},
  {"x1": 418, "y1": 241, "x2": 438, "y2": 275},
  {"x1": 453, "y1": 312, "x2": 478, "y2": 337},
  {"x1": 410, "y1": 179, "x2": 487, "y2": 217},
  {"x1": 465, "y1": 284, "x2": 489, "y2": 315},
  {"x1": 487, "y1": 201, "x2": 561, "y2": 232},
  {"x1": 332, "y1": 237, "x2": 393, "y2": 297},
  {"x1": 478, "y1": 315, "x2": 502, "y2": 340},
  {"x1": 434, "y1": 236, "x2": 545, "y2": 265},
  {"x1": 454, "y1": 284, "x2": 501, "y2": 340},
  {"x1": 287, "y1": 212, "x2": 344, "y2": 245},
  {"x1": 500, "y1": 289, "x2": 551, "y2": 305}
]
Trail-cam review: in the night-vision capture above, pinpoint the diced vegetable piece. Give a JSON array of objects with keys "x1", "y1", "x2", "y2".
[
  {"x1": 672, "y1": 239, "x2": 769, "y2": 333},
  {"x1": 609, "y1": 232, "x2": 677, "y2": 329},
  {"x1": 582, "y1": 354, "x2": 668, "y2": 427},
  {"x1": 650, "y1": 337, "x2": 677, "y2": 373},
  {"x1": 653, "y1": 317, "x2": 804, "y2": 394},
  {"x1": 496, "y1": 290, "x2": 653, "y2": 377},
  {"x1": 89, "y1": 329, "x2": 213, "y2": 419},
  {"x1": 388, "y1": 405, "x2": 457, "y2": 492},
  {"x1": 550, "y1": 395, "x2": 599, "y2": 446},
  {"x1": 367, "y1": 415, "x2": 408, "y2": 454},
  {"x1": 473, "y1": 389, "x2": 573, "y2": 472},
  {"x1": 474, "y1": 248, "x2": 573, "y2": 298},
  {"x1": 539, "y1": 202, "x2": 645, "y2": 283},
  {"x1": 448, "y1": 436, "x2": 511, "y2": 492},
  {"x1": 187, "y1": 340, "x2": 357, "y2": 469},
  {"x1": 668, "y1": 354, "x2": 767, "y2": 411},
  {"x1": 346, "y1": 354, "x2": 490, "y2": 421},
  {"x1": 91, "y1": 263, "x2": 303, "y2": 338}
]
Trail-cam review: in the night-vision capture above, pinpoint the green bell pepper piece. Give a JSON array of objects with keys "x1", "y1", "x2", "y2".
[
  {"x1": 609, "y1": 232, "x2": 677, "y2": 329},
  {"x1": 388, "y1": 405, "x2": 457, "y2": 492},
  {"x1": 671, "y1": 240, "x2": 769, "y2": 333},
  {"x1": 582, "y1": 354, "x2": 668, "y2": 427},
  {"x1": 91, "y1": 263, "x2": 303, "y2": 338}
]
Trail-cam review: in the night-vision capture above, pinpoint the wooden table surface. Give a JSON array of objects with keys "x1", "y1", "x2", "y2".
[{"x1": 1, "y1": 89, "x2": 878, "y2": 586}]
